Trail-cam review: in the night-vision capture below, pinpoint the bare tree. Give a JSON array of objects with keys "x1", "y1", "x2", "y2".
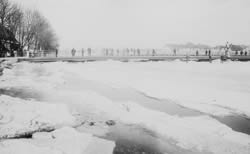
[
  {"x1": 16, "y1": 9, "x2": 35, "y2": 50},
  {"x1": 32, "y1": 11, "x2": 58, "y2": 51},
  {"x1": 0, "y1": 0, "x2": 11, "y2": 26},
  {"x1": 1, "y1": 0, "x2": 59, "y2": 55},
  {"x1": 16, "y1": 9, "x2": 58, "y2": 50},
  {"x1": 5, "y1": 4, "x2": 23, "y2": 36}
]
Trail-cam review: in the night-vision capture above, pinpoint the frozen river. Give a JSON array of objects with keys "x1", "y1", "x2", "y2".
[{"x1": 0, "y1": 60, "x2": 250, "y2": 154}]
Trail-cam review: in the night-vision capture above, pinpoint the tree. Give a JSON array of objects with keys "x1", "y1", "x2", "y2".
[
  {"x1": 15, "y1": 9, "x2": 36, "y2": 50},
  {"x1": 32, "y1": 11, "x2": 58, "y2": 50},
  {"x1": 16, "y1": 9, "x2": 58, "y2": 52},
  {"x1": 0, "y1": 0, "x2": 11, "y2": 26},
  {"x1": 1, "y1": 0, "x2": 59, "y2": 56},
  {"x1": 0, "y1": 0, "x2": 21, "y2": 57},
  {"x1": 0, "y1": 0, "x2": 22, "y2": 30},
  {"x1": 5, "y1": 4, "x2": 23, "y2": 36}
]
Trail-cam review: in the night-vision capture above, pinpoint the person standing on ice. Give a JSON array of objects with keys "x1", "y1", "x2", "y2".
[
  {"x1": 240, "y1": 50, "x2": 243, "y2": 56},
  {"x1": 235, "y1": 51, "x2": 238, "y2": 56},
  {"x1": 111, "y1": 48, "x2": 114, "y2": 56},
  {"x1": 137, "y1": 48, "x2": 141, "y2": 56},
  {"x1": 87, "y1": 48, "x2": 91, "y2": 56},
  {"x1": 196, "y1": 50, "x2": 199, "y2": 56},
  {"x1": 205, "y1": 50, "x2": 208, "y2": 56},
  {"x1": 116, "y1": 49, "x2": 120, "y2": 56},
  {"x1": 71, "y1": 48, "x2": 76, "y2": 56},
  {"x1": 152, "y1": 49, "x2": 156, "y2": 56},
  {"x1": 208, "y1": 50, "x2": 211, "y2": 56},
  {"x1": 173, "y1": 49, "x2": 176, "y2": 56},
  {"x1": 224, "y1": 42, "x2": 231, "y2": 58},
  {"x1": 82, "y1": 48, "x2": 85, "y2": 57},
  {"x1": 126, "y1": 48, "x2": 129, "y2": 56},
  {"x1": 132, "y1": 48, "x2": 134, "y2": 56},
  {"x1": 105, "y1": 48, "x2": 109, "y2": 56}
]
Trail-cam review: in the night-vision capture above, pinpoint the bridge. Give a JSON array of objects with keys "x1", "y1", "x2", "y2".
[
  {"x1": 17, "y1": 55, "x2": 250, "y2": 62},
  {"x1": 1, "y1": 55, "x2": 250, "y2": 63}
]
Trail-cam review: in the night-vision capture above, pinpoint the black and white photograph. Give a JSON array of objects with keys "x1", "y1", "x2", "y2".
[{"x1": 0, "y1": 0, "x2": 250, "y2": 154}]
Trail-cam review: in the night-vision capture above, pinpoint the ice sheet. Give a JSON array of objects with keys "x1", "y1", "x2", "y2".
[{"x1": 1, "y1": 60, "x2": 250, "y2": 154}]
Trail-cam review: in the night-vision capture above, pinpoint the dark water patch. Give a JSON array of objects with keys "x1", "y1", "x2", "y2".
[
  {"x1": 1, "y1": 127, "x2": 55, "y2": 140},
  {"x1": 101, "y1": 123, "x2": 209, "y2": 154},
  {"x1": 0, "y1": 87, "x2": 43, "y2": 101},
  {"x1": 113, "y1": 142, "x2": 162, "y2": 154},
  {"x1": 0, "y1": 67, "x2": 3, "y2": 76},
  {"x1": 91, "y1": 83, "x2": 250, "y2": 136},
  {"x1": 66, "y1": 79, "x2": 250, "y2": 136},
  {"x1": 214, "y1": 115, "x2": 250, "y2": 135},
  {"x1": 135, "y1": 91, "x2": 202, "y2": 117},
  {"x1": 70, "y1": 79, "x2": 200, "y2": 117},
  {"x1": 97, "y1": 85, "x2": 250, "y2": 136}
]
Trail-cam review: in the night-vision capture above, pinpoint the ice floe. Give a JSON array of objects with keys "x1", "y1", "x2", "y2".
[
  {"x1": 0, "y1": 127, "x2": 115, "y2": 154},
  {"x1": 0, "y1": 95, "x2": 75, "y2": 139}
]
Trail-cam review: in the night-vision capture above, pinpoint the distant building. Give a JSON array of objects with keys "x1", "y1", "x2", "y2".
[{"x1": 0, "y1": 25, "x2": 20, "y2": 57}]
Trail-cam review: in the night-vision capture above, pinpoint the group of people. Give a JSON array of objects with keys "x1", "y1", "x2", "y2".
[
  {"x1": 104, "y1": 48, "x2": 155, "y2": 56},
  {"x1": 194, "y1": 50, "x2": 212, "y2": 56},
  {"x1": 194, "y1": 49, "x2": 248, "y2": 57},
  {"x1": 235, "y1": 51, "x2": 248, "y2": 56},
  {"x1": 70, "y1": 48, "x2": 158, "y2": 57},
  {"x1": 71, "y1": 48, "x2": 92, "y2": 57},
  {"x1": 70, "y1": 48, "x2": 250, "y2": 57}
]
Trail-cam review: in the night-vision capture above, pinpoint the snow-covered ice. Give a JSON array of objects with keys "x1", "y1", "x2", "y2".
[
  {"x1": 54, "y1": 60, "x2": 250, "y2": 117},
  {"x1": 1, "y1": 60, "x2": 250, "y2": 154}
]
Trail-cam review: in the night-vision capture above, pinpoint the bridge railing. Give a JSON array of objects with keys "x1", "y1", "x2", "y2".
[
  {"x1": 25, "y1": 50, "x2": 57, "y2": 58},
  {"x1": 24, "y1": 49, "x2": 250, "y2": 58}
]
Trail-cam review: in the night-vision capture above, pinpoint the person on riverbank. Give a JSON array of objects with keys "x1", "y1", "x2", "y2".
[
  {"x1": 55, "y1": 49, "x2": 58, "y2": 57},
  {"x1": 25, "y1": 50, "x2": 29, "y2": 58},
  {"x1": 208, "y1": 50, "x2": 212, "y2": 62},
  {"x1": 244, "y1": 51, "x2": 248, "y2": 56},
  {"x1": 13, "y1": 50, "x2": 17, "y2": 57}
]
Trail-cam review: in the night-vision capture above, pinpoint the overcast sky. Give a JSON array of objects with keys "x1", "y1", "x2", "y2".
[{"x1": 12, "y1": 0, "x2": 250, "y2": 49}]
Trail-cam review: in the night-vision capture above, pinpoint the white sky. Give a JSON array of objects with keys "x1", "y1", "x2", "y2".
[{"x1": 12, "y1": 0, "x2": 250, "y2": 49}]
